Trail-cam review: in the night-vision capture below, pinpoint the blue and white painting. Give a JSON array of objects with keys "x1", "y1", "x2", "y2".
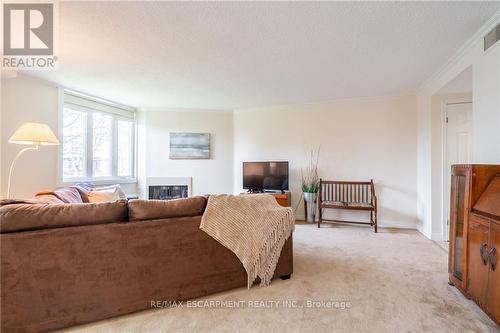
[{"x1": 169, "y1": 133, "x2": 210, "y2": 159}]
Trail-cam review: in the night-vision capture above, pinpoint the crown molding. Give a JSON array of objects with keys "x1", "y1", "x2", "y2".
[
  {"x1": 139, "y1": 107, "x2": 233, "y2": 113},
  {"x1": 417, "y1": 10, "x2": 500, "y2": 94}
]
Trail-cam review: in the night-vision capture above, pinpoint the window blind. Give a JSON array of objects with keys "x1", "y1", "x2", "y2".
[{"x1": 64, "y1": 90, "x2": 135, "y2": 120}]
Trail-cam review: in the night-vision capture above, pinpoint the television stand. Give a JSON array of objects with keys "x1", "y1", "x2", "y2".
[
  {"x1": 241, "y1": 191, "x2": 291, "y2": 207},
  {"x1": 262, "y1": 190, "x2": 285, "y2": 194},
  {"x1": 271, "y1": 192, "x2": 291, "y2": 207}
]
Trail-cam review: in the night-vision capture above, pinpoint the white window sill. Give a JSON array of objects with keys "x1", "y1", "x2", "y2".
[{"x1": 59, "y1": 178, "x2": 138, "y2": 187}]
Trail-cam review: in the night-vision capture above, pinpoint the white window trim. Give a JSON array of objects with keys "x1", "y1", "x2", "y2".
[{"x1": 57, "y1": 88, "x2": 138, "y2": 186}]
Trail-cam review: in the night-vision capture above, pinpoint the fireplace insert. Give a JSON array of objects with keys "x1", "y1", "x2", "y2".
[{"x1": 148, "y1": 185, "x2": 188, "y2": 200}]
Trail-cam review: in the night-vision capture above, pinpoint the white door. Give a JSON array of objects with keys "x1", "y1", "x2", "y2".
[{"x1": 444, "y1": 102, "x2": 472, "y2": 241}]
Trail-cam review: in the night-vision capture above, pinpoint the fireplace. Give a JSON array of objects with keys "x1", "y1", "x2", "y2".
[
  {"x1": 149, "y1": 185, "x2": 188, "y2": 200},
  {"x1": 145, "y1": 177, "x2": 192, "y2": 200}
]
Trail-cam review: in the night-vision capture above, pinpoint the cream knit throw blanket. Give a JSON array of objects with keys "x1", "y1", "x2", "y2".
[{"x1": 200, "y1": 194, "x2": 295, "y2": 288}]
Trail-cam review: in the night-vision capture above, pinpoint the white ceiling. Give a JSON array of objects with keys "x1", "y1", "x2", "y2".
[{"x1": 26, "y1": 2, "x2": 499, "y2": 110}]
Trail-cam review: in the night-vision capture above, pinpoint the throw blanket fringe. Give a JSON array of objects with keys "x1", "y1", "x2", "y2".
[{"x1": 200, "y1": 194, "x2": 295, "y2": 288}]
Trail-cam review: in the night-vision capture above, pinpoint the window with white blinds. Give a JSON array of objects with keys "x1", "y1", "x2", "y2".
[{"x1": 61, "y1": 90, "x2": 136, "y2": 182}]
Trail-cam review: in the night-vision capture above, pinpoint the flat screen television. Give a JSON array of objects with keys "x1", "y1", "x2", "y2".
[{"x1": 243, "y1": 161, "x2": 289, "y2": 192}]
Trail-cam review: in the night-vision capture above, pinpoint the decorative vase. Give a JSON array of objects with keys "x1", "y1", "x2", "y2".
[{"x1": 303, "y1": 192, "x2": 318, "y2": 223}]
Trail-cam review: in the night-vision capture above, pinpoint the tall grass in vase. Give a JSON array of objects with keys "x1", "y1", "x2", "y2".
[{"x1": 301, "y1": 148, "x2": 320, "y2": 222}]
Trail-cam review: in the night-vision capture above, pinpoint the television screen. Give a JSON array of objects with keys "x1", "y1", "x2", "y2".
[{"x1": 243, "y1": 161, "x2": 289, "y2": 191}]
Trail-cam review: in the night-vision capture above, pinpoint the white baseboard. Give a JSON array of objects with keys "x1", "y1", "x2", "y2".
[
  {"x1": 297, "y1": 218, "x2": 418, "y2": 230},
  {"x1": 431, "y1": 233, "x2": 444, "y2": 241},
  {"x1": 377, "y1": 222, "x2": 418, "y2": 229}
]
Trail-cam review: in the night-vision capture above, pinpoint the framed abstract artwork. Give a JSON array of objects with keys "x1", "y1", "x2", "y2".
[{"x1": 169, "y1": 132, "x2": 210, "y2": 159}]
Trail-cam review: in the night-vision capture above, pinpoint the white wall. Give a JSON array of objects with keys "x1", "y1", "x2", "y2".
[
  {"x1": 140, "y1": 109, "x2": 234, "y2": 197},
  {"x1": 416, "y1": 12, "x2": 500, "y2": 239},
  {"x1": 233, "y1": 96, "x2": 418, "y2": 227},
  {"x1": 1, "y1": 75, "x2": 59, "y2": 198},
  {"x1": 473, "y1": 45, "x2": 500, "y2": 162},
  {"x1": 1, "y1": 75, "x2": 137, "y2": 198}
]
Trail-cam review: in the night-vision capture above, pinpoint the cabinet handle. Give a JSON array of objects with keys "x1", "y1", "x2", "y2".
[
  {"x1": 480, "y1": 244, "x2": 488, "y2": 265},
  {"x1": 488, "y1": 247, "x2": 496, "y2": 271}
]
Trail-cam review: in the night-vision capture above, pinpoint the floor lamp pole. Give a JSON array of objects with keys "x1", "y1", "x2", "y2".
[{"x1": 7, "y1": 145, "x2": 39, "y2": 199}]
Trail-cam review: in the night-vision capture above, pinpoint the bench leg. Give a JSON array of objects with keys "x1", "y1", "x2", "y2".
[
  {"x1": 318, "y1": 206, "x2": 321, "y2": 228},
  {"x1": 280, "y1": 274, "x2": 292, "y2": 280},
  {"x1": 373, "y1": 208, "x2": 378, "y2": 233}
]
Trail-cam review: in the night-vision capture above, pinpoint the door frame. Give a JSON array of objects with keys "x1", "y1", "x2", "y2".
[{"x1": 441, "y1": 98, "x2": 472, "y2": 242}]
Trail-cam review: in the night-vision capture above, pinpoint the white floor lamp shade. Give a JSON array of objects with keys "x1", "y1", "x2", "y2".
[
  {"x1": 9, "y1": 122, "x2": 60, "y2": 145},
  {"x1": 6, "y1": 122, "x2": 60, "y2": 199}
]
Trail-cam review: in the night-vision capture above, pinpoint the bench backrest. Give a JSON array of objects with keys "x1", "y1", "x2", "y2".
[{"x1": 320, "y1": 179, "x2": 374, "y2": 204}]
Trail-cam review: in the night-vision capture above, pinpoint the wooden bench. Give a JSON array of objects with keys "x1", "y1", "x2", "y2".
[{"x1": 318, "y1": 179, "x2": 377, "y2": 232}]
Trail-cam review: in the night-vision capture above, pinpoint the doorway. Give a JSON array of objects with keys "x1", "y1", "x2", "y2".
[{"x1": 443, "y1": 101, "x2": 472, "y2": 241}]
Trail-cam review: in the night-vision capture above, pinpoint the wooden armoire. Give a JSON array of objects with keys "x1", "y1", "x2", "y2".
[{"x1": 449, "y1": 164, "x2": 500, "y2": 325}]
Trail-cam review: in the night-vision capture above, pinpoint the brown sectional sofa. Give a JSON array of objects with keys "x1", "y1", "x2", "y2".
[{"x1": 0, "y1": 196, "x2": 293, "y2": 333}]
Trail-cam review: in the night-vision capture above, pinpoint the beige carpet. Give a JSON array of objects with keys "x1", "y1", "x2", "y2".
[{"x1": 61, "y1": 224, "x2": 498, "y2": 333}]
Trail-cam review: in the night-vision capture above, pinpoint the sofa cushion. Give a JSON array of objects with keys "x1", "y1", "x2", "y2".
[
  {"x1": 74, "y1": 184, "x2": 127, "y2": 203},
  {"x1": 29, "y1": 194, "x2": 65, "y2": 204},
  {"x1": 0, "y1": 200, "x2": 128, "y2": 233},
  {"x1": 128, "y1": 196, "x2": 207, "y2": 221},
  {"x1": 93, "y1": 185, "x2": 127, "y2": 200},
  {"x1": 36, "y1": 187, "x2": 83, "y2": 204},
  {"x1": 0, "y1": 197, "x2": 64, "y2": 206},
  {"x1": 87, "y1": 188, "x2": 122, "y2": 203},
  {"x1": 74, "y1": 183, "x2": 95, "y2": 202}
]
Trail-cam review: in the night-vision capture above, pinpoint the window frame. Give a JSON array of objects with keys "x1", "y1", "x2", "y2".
[{"x1": 58, "y1": 88, "x2": 137, "y2": 186}]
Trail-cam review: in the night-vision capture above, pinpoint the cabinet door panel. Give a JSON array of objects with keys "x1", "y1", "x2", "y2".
[
  {"x1": 487, "y1": 222, "x2": 500, "y2": 320},
  {"x1": 449, "y1": 166, "x2": 470, "y2": 290},
  {"x1": 467, "y1": 216, "x2": 489, "y2": 305}
]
